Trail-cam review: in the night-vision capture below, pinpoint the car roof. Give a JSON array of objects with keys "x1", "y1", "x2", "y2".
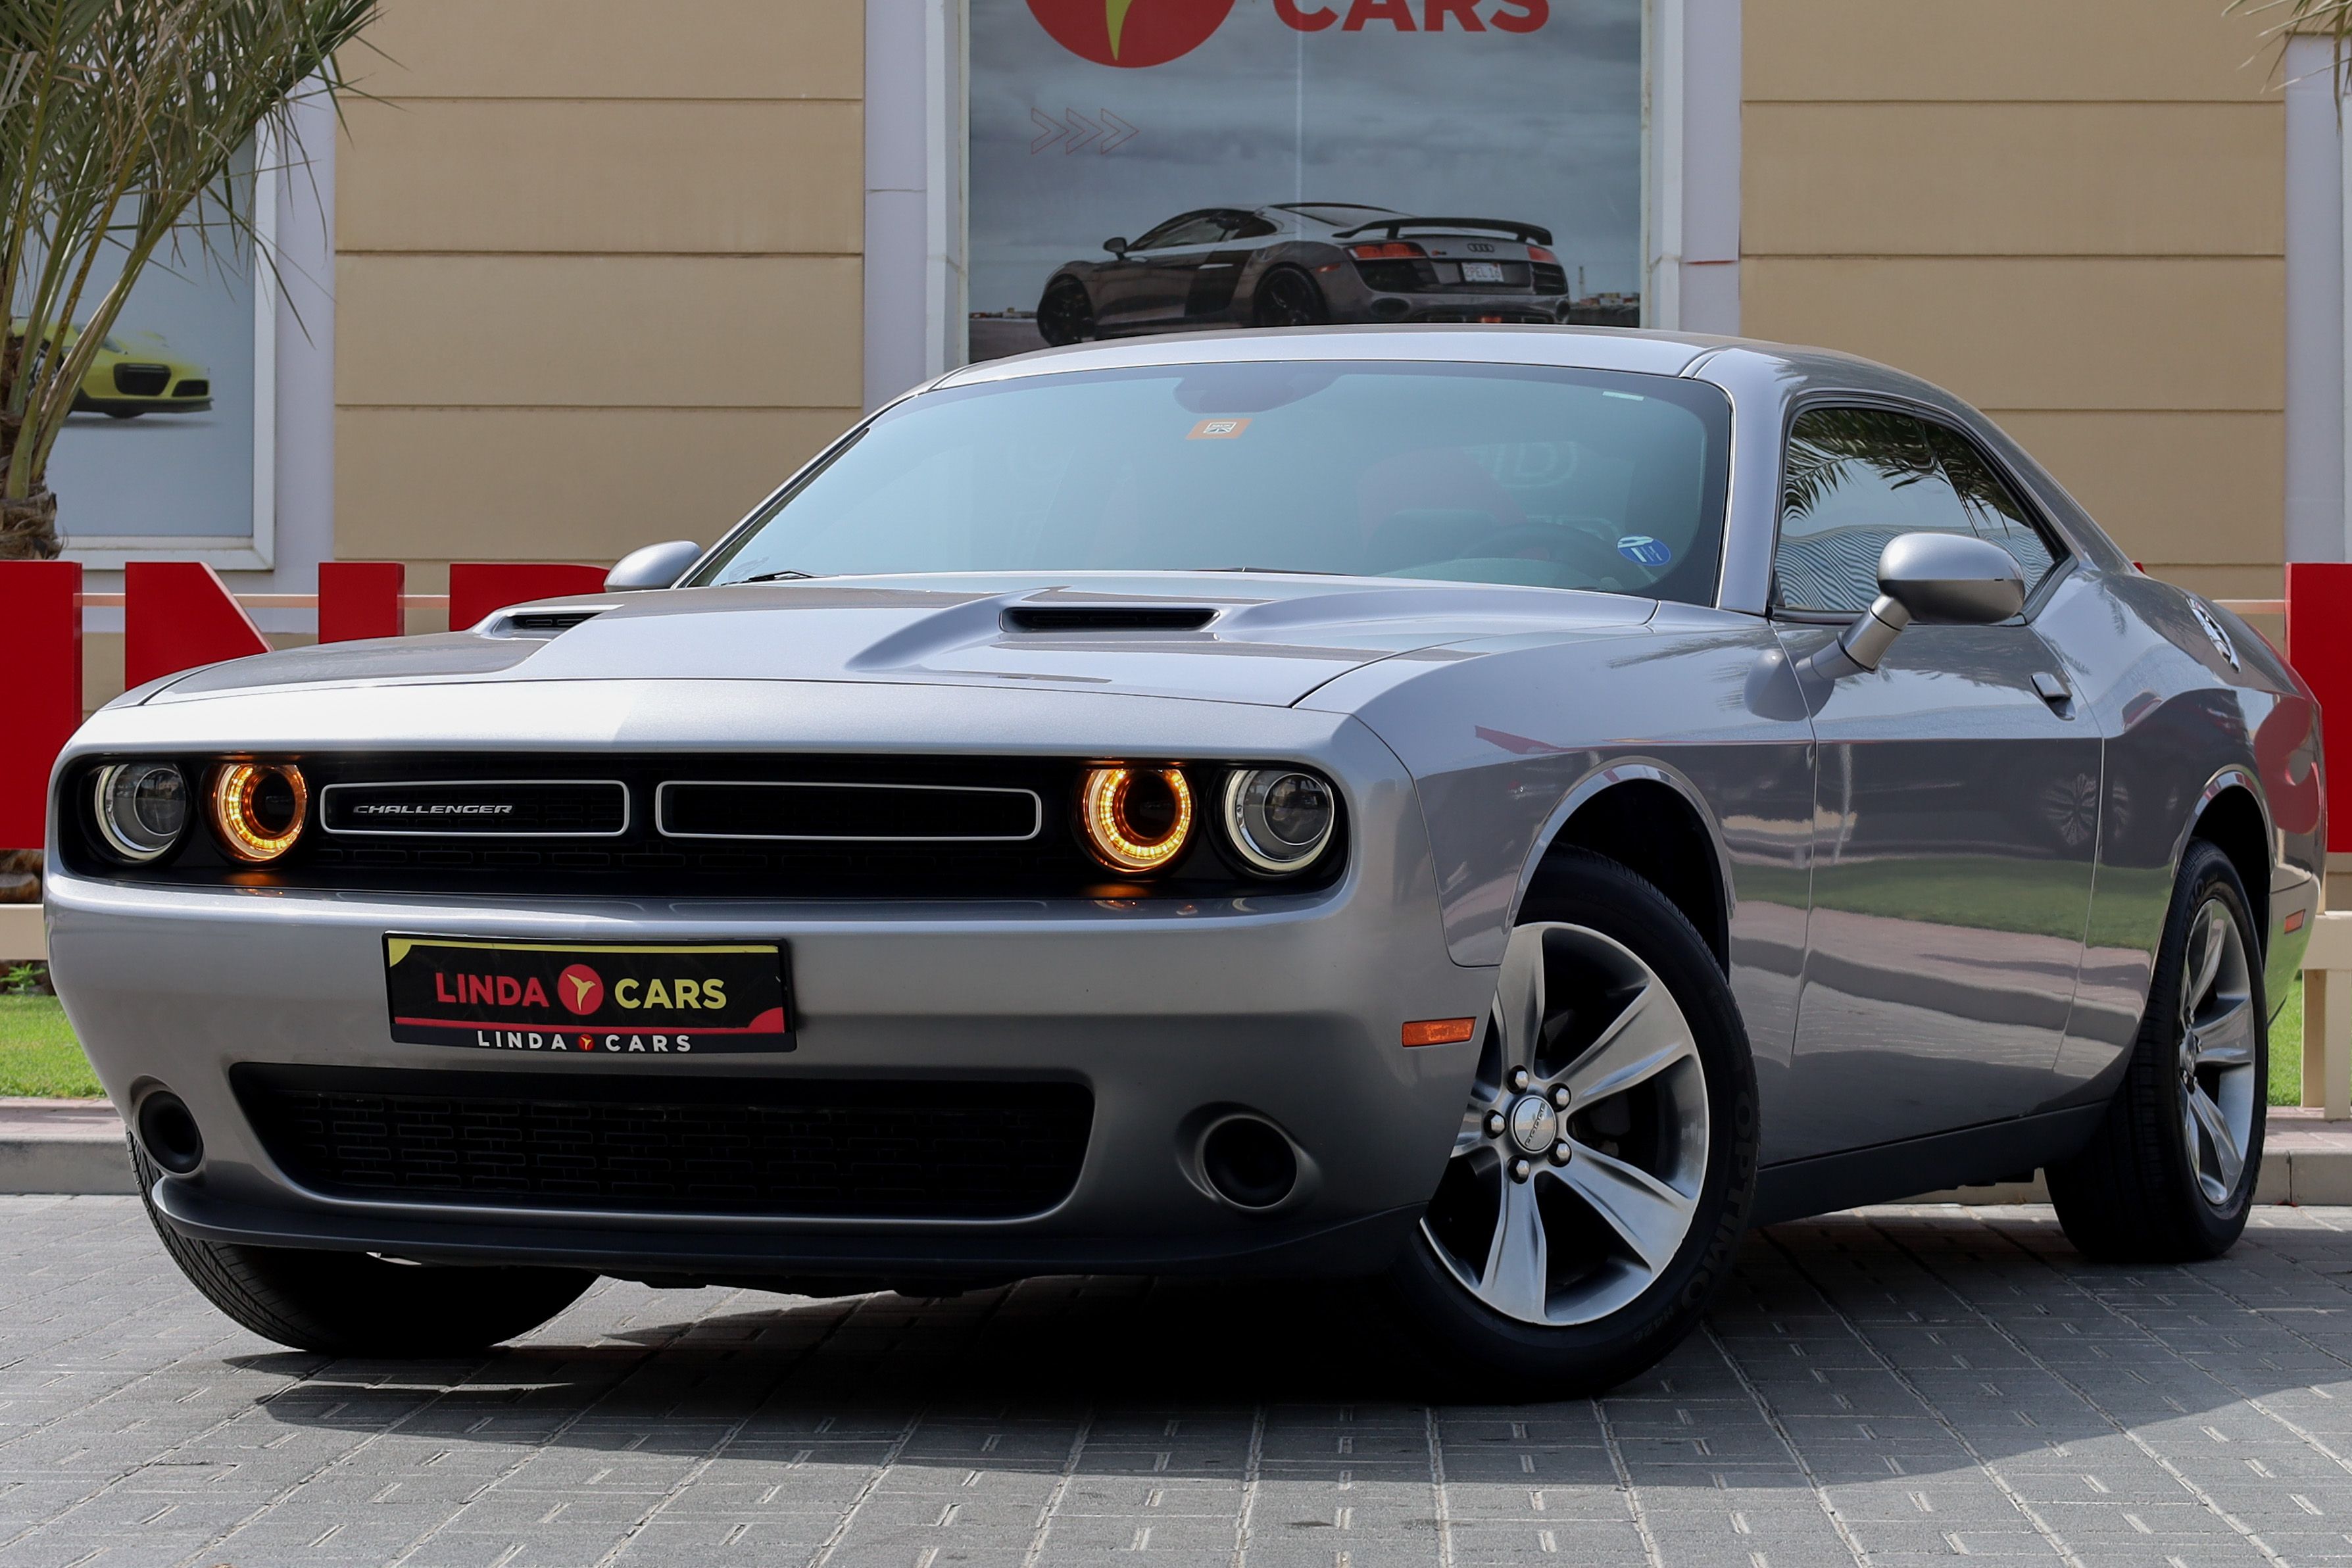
[{"x1": 933, "y1": 324, "x2": 1887, "y2": 391}]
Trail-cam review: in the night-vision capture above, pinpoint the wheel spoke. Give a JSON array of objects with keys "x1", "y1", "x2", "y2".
[
  {"x1": 1558, "y1": 1143, "x2": 1696, "y2": 1274},
  {"x1": 1559, "y1": 981, "x2": 1694, "y2": 1108},
  {"x1": 1454, "y1": 1098, "x2": 1492, "y2": 1158},
  {"x1": 2188, "y1": 1086, "x2": 2245, "y2": 1194},
  {"x1": 2185, "y1": 906, "x2": 2228, "y2": 1012},
  {"x1": 1477, "y1": 1167, "x2": 1550, "y2": 1322},
  {"x1": 2189, "y1": 994, "x2": 2255, "y2": 1070},
  {"x1": 1494, "y1": 924, "x2": 1550, "y2": 1075}
]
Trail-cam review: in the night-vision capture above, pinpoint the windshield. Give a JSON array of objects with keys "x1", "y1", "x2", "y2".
[{"x1": 695, "y1": 360, "x2": 1732, "y2": 603}]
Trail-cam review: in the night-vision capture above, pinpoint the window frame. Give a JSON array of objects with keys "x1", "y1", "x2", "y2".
[{"x1": 1766, "y1": 391, "x2": 2076, "y2": 626}]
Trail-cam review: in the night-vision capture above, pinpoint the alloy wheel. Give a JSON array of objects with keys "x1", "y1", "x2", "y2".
[
  {"x1": 2176, "y1": 894, "x2": 2257, "y2": 1207},
  {"x1": 1421, "y1": 922, "x2": 1711, "y2": 1326},
  {"x1": 1255, "y1": 271, "x2": 1325, "y2": 328}
]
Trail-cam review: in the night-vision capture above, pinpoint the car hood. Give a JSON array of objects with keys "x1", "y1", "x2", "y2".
[{"x1": 151, "y1": 573, "x2": 1657, "y2": 710}]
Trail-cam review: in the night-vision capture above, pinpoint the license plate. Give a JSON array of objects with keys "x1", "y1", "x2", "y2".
[
  {"x1": 1461, "y1": 261, "x2": 1506, "y2": 283},
  {"x1": 383, "y1": 935, "x2": 793, "y2": 1056}
]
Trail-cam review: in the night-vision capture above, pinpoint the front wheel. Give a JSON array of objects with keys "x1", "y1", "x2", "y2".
[
  {"x1": 1036, "y1": 278, "x2": 1096, "y2": 346},
  {"x1": 1386, "y1": 851, "x2": 1757, "y2": 1396},
  {"x1": 2046, "y1": 840, "x2": 2266, "y2": 1261},
  {"x1": 131, "y1": 1142, "x2": 596, "y2": 1355}
]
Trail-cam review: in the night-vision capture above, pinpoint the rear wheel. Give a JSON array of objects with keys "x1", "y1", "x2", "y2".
[
  {"x1": 131, "y1": 1141, "x2": 596, "y2": 1355},
  {"x1": 1037, "y1": 278, "x2": 1096, "y2": 346},
  {"x1": 1253, "y1": 267, "x2": 1329, "y2": 328},
  {"x1": 1387, "y1": 852, "x2": 1757, "y2": 1395},
  {"x1": 2047, "y1": 840, "x2": 2266, "y2": 1261}
]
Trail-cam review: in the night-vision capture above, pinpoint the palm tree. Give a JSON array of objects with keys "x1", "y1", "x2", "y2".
[
  {"x1": 0, "y1": 0, "x2": 378, "y2": 561},
  {"x1": 2231, "y1": 0, "x2": 2352, "y2": 87}
]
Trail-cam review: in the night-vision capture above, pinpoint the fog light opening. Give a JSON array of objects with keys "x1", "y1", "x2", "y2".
[
  {"x1": 136, "y1": 1092, "x2": 204, "y2": 1175},
  {"x1": 1200, "y1": 1116, "x2": 1299, "y2": 1210}
]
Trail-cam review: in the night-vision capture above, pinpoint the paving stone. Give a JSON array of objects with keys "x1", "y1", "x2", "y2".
[{"x1": 4, "y1": 1200, "x2": 2352, "y2": 1564}]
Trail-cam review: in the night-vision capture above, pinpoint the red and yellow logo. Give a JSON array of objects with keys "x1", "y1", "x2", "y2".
[
  {"x1": 556, "y1": 963, "x2": 605, "y2": 1016},
  {"x1": 1025, "y1": 0, "x2": 1238, "y2": 67}
]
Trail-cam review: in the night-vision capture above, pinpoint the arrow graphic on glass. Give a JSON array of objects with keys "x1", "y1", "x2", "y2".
[{"x1": 1031, "y1": 107, "x2": 1140, "y2": 155}]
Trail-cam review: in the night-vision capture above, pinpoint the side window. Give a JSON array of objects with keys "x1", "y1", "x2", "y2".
[
  {"x1": 1919, "y1": 422, "x2": 2065, "y2": 596},
  {"x1": 1226, "y1": 212, "x2": 1279, "y2": 240},
  {"x1": 1775, "y1": 408, "x2": 1978, "y2": 613},
  {"x1": 1144, "y1": 213, "x2": 1227, "y2": 249}
]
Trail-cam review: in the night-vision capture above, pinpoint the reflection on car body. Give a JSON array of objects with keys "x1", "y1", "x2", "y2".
[{"x1": 47, "y1": 325, "x2": 2325, "y2": 1392}]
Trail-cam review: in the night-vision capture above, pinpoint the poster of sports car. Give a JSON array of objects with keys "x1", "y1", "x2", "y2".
[
  {"x1": 47, "y1": 142, "x2": 259, "y2": 550},
  {"x1": 968, "y1": 0, "x2": 1642, "y2": 362}
]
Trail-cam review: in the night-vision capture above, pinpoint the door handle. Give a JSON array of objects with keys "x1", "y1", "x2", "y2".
[{"x1": 2032, "y1": 671, "x2": 2073, "y2": 711}]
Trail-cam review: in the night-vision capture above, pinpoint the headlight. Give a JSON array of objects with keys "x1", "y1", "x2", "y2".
[
  {"x1": 209, "y1": 762, "x2": 308, "y2": 863},
  {"x1": 1221, "y1": 768, "x2": 1336, "y2": 875},
  {"x1": 1078, "y1": 765, "x2": 1194, "y2": 873},
  {"x1": 91, "y1": 762, "x2": 189, "y2": 862}
]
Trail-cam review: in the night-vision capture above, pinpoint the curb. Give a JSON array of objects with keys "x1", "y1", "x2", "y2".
[
  {"x1": 0, "y1": 1103, "x2": 2345, "y2": 1204},
  {"x1": 0, "y1": 1100, "x2": 136, "y2": 1196}
]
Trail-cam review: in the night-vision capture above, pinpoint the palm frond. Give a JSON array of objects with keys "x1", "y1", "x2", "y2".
[
  {"x1": 2227, "y1": 0, "x2": 2352, "y2": 89},
  {"x1": 0, "y1": 0, "x2": 378, "y2": 556}
]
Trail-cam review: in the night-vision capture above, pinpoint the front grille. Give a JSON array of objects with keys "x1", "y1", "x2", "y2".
[
  {"x1": 62, "y1": 752, "x2": 1348, "y2": 899},
  {"x1": 112, "y1": 363, "x2": 170, "y2": 397},
  {"x1": 234, "y1": 1066, "x2": 1093, "y2": 1219},
  {"x1": 322, "y1": 779, "x2": 629, "y2": 837},
  {"x1": 172, "y1": 379, "x2": 210, "y2": 398},
  {"x1": 658, "y1": 780, "x2": 1041, "y2": 842}
]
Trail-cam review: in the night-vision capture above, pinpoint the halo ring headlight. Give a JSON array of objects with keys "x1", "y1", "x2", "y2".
[
  {"x1": 210, "y1": 762, "x2": 308, "y2": 863},
  {"x1": 91, "y1": 762, "x2": 189, "y2": 862},
  {"x1": 1079, "y1": 766, "x2": 1194, "y2": 873},
  {"x1": 1221, "y1": 768, "x2": 1337, "y2": 876}
]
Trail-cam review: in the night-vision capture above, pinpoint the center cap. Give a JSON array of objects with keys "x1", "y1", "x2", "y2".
[{"x1": 1507, "y1": 1095, "x2": 1559, "y2": 1155}]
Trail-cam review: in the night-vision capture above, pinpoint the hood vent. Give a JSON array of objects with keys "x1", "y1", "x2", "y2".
[
  {"x1": 1000, "y1": 604, "x2": 1217, "y2": 635},
  {"x1": 489, "y1": 608, "x2": 605, "y2": 637}
]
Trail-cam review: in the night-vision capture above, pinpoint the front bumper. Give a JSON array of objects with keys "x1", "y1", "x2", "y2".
[{"x1": 47, "y1": 704, "x2": 1491, "y2": 1283}]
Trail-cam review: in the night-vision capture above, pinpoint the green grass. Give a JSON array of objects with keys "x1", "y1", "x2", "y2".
[
  {"x1": 0, "y1": 976, "x2": 2318, "y2": 1106},
  {"x1": 2272, "y1": 975, "x2": 2304, "y2": 1109},
  {"x1": 0, "y1": 996, "x2": 103, "y2": 1098}
]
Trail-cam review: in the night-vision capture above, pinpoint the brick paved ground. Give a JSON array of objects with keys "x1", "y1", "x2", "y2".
[{"x1": 5, "y1": 1199, "x2": 2352, "y2": 1567}]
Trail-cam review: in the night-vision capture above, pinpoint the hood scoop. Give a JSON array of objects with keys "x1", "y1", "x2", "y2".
[
  {"x1": 485, "y1": 607, "x2": 610, "y2": 638},
  {"x1": 1000, "y1": 604, "x2": 1218, "y2": 634}
]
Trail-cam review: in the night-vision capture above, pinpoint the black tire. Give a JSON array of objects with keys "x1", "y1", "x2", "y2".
[
  {"x1": 130, "y1": 1140, "x2": 596, "y2": 1355},
  {"x1": 1252, "y1": 267, "x2": 1329, "y2": 328},
  {"x1": 2047, "y1": 840, "x2": 2267, "y2": 1262},
  {"x1": 1036, "y1": 278, "x2": 1096, "y2": 347},
  {"x1": 1385, "y1": 850, "x2": 1757, "y2": 1396}
]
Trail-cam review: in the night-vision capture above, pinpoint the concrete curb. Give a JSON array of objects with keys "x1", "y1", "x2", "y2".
[
  {"x1": 1, "y1": 1101, "x2": 2347, "y2": 1204},
  {"x1": 0, "y1": 1100, "x2": 135, "y2": 1196}
]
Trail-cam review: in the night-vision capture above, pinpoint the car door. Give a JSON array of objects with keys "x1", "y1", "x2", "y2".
[
  {"x1": 1770, "y1": 406, "x2": 2100, "y2": 1158},
  {"x1": 1114, "y1": 211, "x2": 1240, "y2": 329}
]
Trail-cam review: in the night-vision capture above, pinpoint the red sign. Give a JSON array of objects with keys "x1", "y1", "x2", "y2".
[{"x1": 1025, "y1": 0, "x2": 1237, "y2": 66}]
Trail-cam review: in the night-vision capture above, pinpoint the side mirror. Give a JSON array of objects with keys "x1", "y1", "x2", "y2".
[
  {"x1": 1103, "y1": 236, "x2": 1130, "y2": 256},
  {"x1": 1826, "y1": 531, "x2": 2026, "y2": 674},
  {"x1": 604, "y1": 539, "x2": 702, "y2": 593}
]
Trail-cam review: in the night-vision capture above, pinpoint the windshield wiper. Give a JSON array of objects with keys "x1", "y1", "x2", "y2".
[{"x1": 733, "y1": 569, "x2": 820, "y2": 584}]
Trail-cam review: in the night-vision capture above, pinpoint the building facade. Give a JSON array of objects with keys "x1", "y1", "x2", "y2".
[{"x1": 57, "y1": 0, "x2": 2344, "y2": 700}]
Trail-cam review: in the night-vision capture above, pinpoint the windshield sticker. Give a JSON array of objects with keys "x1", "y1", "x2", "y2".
[
  {"x1": 1188, "y1": 418, "x2": 1252, "y2": 441},
  {"x1": 1617, "y1": 535, "x2": 1672, "y2": 567}
]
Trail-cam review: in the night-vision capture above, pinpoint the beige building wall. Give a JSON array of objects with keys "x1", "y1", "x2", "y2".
[
  {"x1": 332, "y1": 0, "x2": 868, "y2": 588},
  {"x1": 1742, "y1": 0, "x2": 2288, "y2": 601}
]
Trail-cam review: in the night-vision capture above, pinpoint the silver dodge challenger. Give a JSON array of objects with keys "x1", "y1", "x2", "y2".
[{"x1": 46, "y1": 326, "x2": 2326, "y2": 1394}]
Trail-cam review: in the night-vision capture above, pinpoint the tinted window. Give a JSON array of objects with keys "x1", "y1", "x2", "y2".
[
  {"x1": 1227, "y1": 213, "x2": 1279, "y2": 240},
  {"x1": 1142, "y1": 214, "x2": 1227, "y2": 248},
  {"x1": 1775, "y1": 408, "x2": 1981, "y2": 613},
  {"x1": 1919, "y1": 422, "x2": 2064, "y2": 595},
  {"x1": 697, "y1": 362, "x2": 1734, "y2": 604}
]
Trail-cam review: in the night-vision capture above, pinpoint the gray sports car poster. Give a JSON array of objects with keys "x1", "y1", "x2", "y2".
[{"x1": 969, "y1": 0, "x2": 1642, "y2": 361}]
